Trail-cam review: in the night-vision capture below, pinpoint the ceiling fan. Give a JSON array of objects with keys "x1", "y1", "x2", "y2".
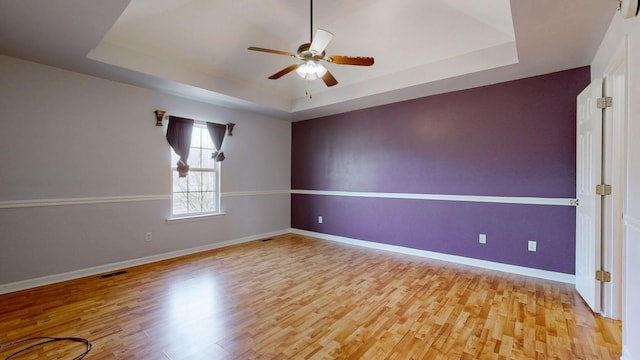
[{"x1": 248, "y1": 0, "x2": 374, "y2": 87}]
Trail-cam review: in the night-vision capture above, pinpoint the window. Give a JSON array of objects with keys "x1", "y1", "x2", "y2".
[{"x1": 171, "y1": 123, "x2": 220, "y2": 216}]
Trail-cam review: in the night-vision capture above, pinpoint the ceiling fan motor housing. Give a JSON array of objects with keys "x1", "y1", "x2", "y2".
[{"x1": 297, "y1": 43, "x2": 326, "y2": 60}]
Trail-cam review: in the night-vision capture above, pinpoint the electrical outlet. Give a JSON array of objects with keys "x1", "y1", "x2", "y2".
[
  {"x1": 479, "y1": 234, "x2": 487, "y2": 244},
  {"x1": 318, "y1": 216, "x2": 323, "y2": 224},
  {"x1": 145, "y1": 232, "x2": 153, "y2": 242},
  {"x1": 528, "y1": 240, "x2": 537, "y2": 252}
]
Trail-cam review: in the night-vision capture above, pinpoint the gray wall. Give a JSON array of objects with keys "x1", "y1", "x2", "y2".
[{"x1": 0, "y1": 55, "x2": 291, "y2": 287}]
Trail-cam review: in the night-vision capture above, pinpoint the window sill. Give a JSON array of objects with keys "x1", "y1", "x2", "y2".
[{"x1": 166, "y1": 212, "x2": 225, "y2": 224}]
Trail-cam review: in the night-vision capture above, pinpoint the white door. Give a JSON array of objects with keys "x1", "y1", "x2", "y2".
[{"x1": 575, "y1": 79, "x2": 603, "y2": 313}]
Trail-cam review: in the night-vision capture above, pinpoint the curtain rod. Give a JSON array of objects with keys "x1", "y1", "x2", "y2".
[{"x1": 154, "y1": 110, "x2": 235, "y2": 135}]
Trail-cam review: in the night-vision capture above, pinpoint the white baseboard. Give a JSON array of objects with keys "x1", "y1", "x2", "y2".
[
  {"x1": 291, "y1": 229, "x2": 575, "y2": 284},
  {"x1": 621, "y1": 346, "x2": 634, "y2": 360},
  {"x1": 0, "y1": 229, "x2": 290, "y2": 295},
  {"x1": 0, "y1": 228, "x2": 575, "y2": 295}
]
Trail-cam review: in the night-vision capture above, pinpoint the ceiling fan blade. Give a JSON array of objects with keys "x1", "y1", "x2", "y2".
[
  {"x1": 309, "y1": 29, "x2": 334, "y2": 55},
  {"x1": 248, "y1": 47, "x2": 295, "y2": 57},
  {"x1": 268, "y1": 64, "x2": 300, "y2": 79},
  {"x1": 328, "y1": 56, "x2": 375, "y2": 66},
  {"x1": 321, "y1": 70, "x2": 338, "y2": 87}
]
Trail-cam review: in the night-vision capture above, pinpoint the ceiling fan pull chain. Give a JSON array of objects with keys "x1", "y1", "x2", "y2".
[{"x1": 305, "y1": 80, "x2": 312, "y2": 99}]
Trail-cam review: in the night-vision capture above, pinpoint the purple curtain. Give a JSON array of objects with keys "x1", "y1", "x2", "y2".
[
  {"x1": 166, "y1": 116, "x2": 194, "y2": 177},
  {"x1": 207, "y1": 122, "x2": 227, "y2": 162}
]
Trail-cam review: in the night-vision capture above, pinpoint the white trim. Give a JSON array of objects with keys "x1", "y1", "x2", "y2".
[
  {"x1": 291, "y1": 189, "x2": 575, "y2": 206},
  {"x1": 166, "y1": 212, "x2": 225, "y2": 224},
  {"x1": 222, "y1": 190, "x2": 290, "y2": 197},
  {"x1": 624, "y1": 215, "x2": 640, "y2": 231},
  {"x1": 291, "y1": 228, "x2": 575, "y2": 284},
  {"x1": 0, "y1": 190, "x2": 565, "y2": 209},
  {"x1": 621, "y1": 346, "x2": 633, "y2": 360},
  {"x1": 0, "y1": 229, "x2": 290, "y2": 295},
  {"x1": 0, "y1": 195, "x2": 169, "y2": 209},
  {"x1": 601, "y1": 40, "x2": 627, "y2": 320},
  {"x1": 0, "y1": 191, "x2": 291, "y2": 209}
]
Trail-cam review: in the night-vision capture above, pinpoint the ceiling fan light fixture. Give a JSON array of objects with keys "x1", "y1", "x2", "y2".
[
  {"x1": 296, "y1": 60, "x2": 327, "y2": 80},
  {"x1": 309, "y1": 29, "x2": 334, "y2": 55}
]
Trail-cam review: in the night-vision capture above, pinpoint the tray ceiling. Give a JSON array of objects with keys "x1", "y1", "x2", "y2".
[{"x1": 0, "y1": 0, "x2": 615, "y2": 120}]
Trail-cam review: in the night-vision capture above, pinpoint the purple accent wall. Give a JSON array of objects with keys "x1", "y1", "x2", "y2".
[{"x1": 291, "y1": 67, "x2": 590, "y2": 274}]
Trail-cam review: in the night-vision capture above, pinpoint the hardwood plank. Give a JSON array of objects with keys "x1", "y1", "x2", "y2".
[{"x1": 0, "y1": 234, "x2": 621, "y2": 359}]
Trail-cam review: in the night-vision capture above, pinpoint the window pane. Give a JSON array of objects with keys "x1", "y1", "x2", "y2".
[
  {"x1": 202, "y1": 131, "x2": 214, "y2": 149},
  {"x1": 173, "y1": 172, "x2": 188, "y2": 192},
  {"x1": 191, "y1": 127, "x2": 202, "y2": 148},
  {"x1": 202, "y1": 191, "x2": 215, "y2": 212},
  {"x1": 188, "y1": 148, "x2": 201, "y2": 168},
  {"x1": 188, "y1": 171, "x2": 202, "y2": 190},
  {"x1": 201, "y1": 171, "x2": 214, "y2": 191},
  {"x1": 173, "y1": 192, "x2": 189, "y2": 215},
  {"x1": 202, "y1": 151, "x2": 215, "y2": 168},
  {"x1": 189, "y1": 192, "x2": 203, "y2": 212}
]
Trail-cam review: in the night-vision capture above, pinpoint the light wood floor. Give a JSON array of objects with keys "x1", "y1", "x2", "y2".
[{"x1": 0, "y1": 234, "x2": 621, "y2": 359}]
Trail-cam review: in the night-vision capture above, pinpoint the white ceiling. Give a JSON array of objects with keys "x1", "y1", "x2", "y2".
[{"x1": 0, "y1": 0, "x2": 616, "y2": 121}]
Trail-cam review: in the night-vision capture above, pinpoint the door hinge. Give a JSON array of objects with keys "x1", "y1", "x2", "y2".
[
  {"x1": 596, "y1": 184, "x2": 612, "y2": 196},
  {"x1": 570, "y1": 199, "x2": 579, "y2": 206},
  {"x1": 597, "y1": 96, "x2": 613, "y2": 109},
  {"x1": 596, "y1": 270, "x2": 611, "y2": 283}
]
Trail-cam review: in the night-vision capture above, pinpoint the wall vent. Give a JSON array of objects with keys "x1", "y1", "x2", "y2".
[{"x1": 99, "y1": 270, "x2": 128, "y2": 279}]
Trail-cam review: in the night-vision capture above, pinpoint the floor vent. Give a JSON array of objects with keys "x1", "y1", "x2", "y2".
[
  {"x1": 261, "y1": 238, "x2": 273, "y2": 242},
  {"x1": 100, "y1": 270, "x2": 128, "y2": 279}
]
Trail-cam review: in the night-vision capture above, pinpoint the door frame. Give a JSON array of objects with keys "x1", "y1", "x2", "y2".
[{"x1": 600, "y1": 37, "x2": 627, "y2": 320}]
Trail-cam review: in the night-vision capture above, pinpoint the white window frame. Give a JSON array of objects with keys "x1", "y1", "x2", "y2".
[{"x1": 168, "y1": 122, "x2": 222, "y2": 220}]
